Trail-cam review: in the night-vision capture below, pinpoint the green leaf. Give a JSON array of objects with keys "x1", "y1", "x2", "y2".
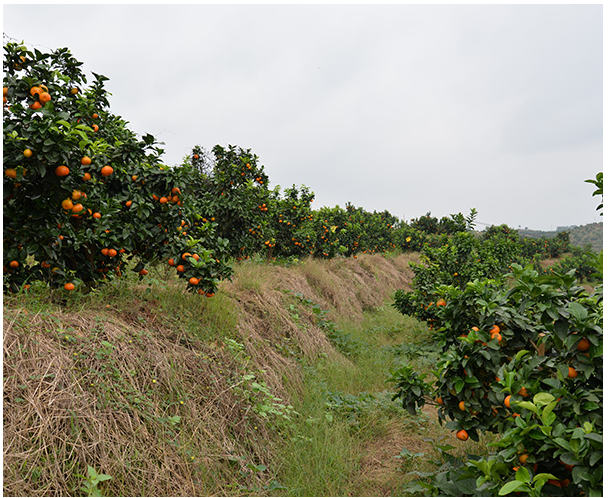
[
  {"x1": 567, "y1": 302, "x2": 588, "y2": 321},
  {"x1": 572, "y1": 466, "x2": 594, "y2": 485},
  {"x1": 589, "y1": 450, "x2": 603, "y2": 467},
  {"x1": 515, "y1": 466, "x2": 530, "y2": 483},
  {"x1": 454, "y1": 378, "x2": 464, "y2": 394},
  {"x1": 533, "y1": 393, "x2": 555, "y2": 406},
  {"x1": 540, "y1": 404, "x2": 557, "y2": 426},
  {"x1": 514, "y1": 350, "x2": 530, "y2": 362},
  {"x1": 584, "y1": 432, "x2": 603, "y2": 443},
  {"x1": 516, "y1": 401, "x2": 537, "y2": 413},
  {"x1": 559, "y1": 453, "x2": 579, "y2": 466},
  {"x1": 499, "y1": 480, "x2": 527, "y2": 495},
  {"x1": 533, "y1": 473, "x2": 558, "y2": 483}
]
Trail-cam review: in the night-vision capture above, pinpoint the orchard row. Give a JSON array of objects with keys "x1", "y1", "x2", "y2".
[{"x1": 2, "y1": 42, "x2": 586, "y2": 294}]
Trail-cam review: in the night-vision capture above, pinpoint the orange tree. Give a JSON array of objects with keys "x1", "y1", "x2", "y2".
[
  {"x1": 389, "y1": 179, "x2": 603, "y2": 496},
  {"x1": 391, "y1": 265, "x2": 602, "y2": 496},
  {"x1": 340, "y1": 204, "x2": 398, "y2": 256},
  {"x1": 3, "y1": 42, "x2": 232, "y2": 294},
  {"x1": 305, "y1": 204, "x2": 399, "y2": 259},
  {"x1": 265, "y1": 184, "x2": 315, "y2": 258},
  {"x1": 184, "y1": 144, "x2": 271, "y2": 261}
]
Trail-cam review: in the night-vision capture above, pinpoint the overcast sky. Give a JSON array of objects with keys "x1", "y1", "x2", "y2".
[{"x1": 3, "y1": 3, "x2": 604, "y2": 231}]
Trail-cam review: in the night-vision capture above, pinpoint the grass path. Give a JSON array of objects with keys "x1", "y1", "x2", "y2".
[{"x1": 3, "y1": 253, "x2": 491, "y2": 496}]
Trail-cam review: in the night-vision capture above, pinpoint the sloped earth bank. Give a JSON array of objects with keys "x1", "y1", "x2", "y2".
[{"x1": 3, "y1": 253, "x2": 479, "y2": 496}]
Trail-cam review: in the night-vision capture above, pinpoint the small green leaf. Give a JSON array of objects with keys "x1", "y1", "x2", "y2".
[
  {"x1": 515, "y1": 466, "x2": 530, "y2": 483},
  {"x1": 516, "y1": 401, "x2": 537, "y2": 413},
  {"x1": 533, "y1": 472, "x2": 558, "y2": 483},
  {"x1": 499, "y1": 480, "x2": 527, "y2": 495},
  {"x1": 533, "y1": 393, "x2": 555, "y2": 406},
  {"x1": 567, "y1": 302, "x2": 588, "y2": 321}
]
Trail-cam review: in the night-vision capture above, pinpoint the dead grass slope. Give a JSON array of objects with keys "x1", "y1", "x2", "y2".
[{"x1": 3, "y1": 253, "x2": 417, "y2": 497}]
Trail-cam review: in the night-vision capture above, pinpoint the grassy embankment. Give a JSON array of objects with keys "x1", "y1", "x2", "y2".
[{"x1": 4, "y1": 253, "x2": 491, "y2": 496}]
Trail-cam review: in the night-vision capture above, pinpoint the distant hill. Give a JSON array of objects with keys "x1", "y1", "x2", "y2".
[{"x1": 518, "y1": 222, "x2": 603, "y2": 252}]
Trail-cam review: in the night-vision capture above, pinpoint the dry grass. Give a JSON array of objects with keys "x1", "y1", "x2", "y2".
[
  {"x1": 3, "y1": 253, "x2": 420, "y2": 496},
  {"x1": 3, "y1": 304, "x2": 275, "y2": 496}
]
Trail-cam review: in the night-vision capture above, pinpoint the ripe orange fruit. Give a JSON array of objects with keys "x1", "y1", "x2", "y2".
[
  {"x1": 71, "y1": 190, "x2": 82, "y2": 200},
  {"x1": 568, "y1": 366, "x2": 577, "y2": 378},
  {"x1": 30, "y1": 101, "x2": 42, "y2": 110},
  {"x1": 436, "y1": 298, "x2": 447, "y2": 306},
  {"x1": 171, "y1": 187, "x2": 181, "y2": 195},
  {"x1": 39, "y1": 92, "x2": 51, "y2": 103},
  {"x1": 490, "y1": 325, "x2": 501, "y2": 335},
  {"x1": 168, "y1": 258, "x2": 176, "y2": 266},
  {"x1": 55, "y1": 165, "x2": 70, "y2": 177},
  {"x1": 100, "y1": 165, "x2": 113, "y2": 177},
  {"x1": 92, "y1": 113, "x2": 99, "y2": 119},
  {"x1": 93, "y1": 212, "x2": 101, "y2": 219},
  {"x1": 5, "y1": 168, "x2": 17, "y2": 179},
  {"x1": 436, "y1": 397, "x2": 444, "y2": 405},
  {"x1": 491, "y1": 332, "x2": 502, "y2": 343},
  {"x1": 71, "y1": 203, "x2": 84, "y2": 214},
  {"x1": 517, "y1": 387, "x2": 528, "y2": 397},
  {"x1": 64, "y1": 282, "x2": 75, "y2": 291},
  {"x1": 9, "y1": 260, "x2": 19, "y2": 269},
  {"x1": 189, "y1": 277, "x2": 200, "y2": 285},
  {"x1": 459, "y1": 401, "x2": 466, "y2": 411},
  {"x1": 193, "y1": 154, "x2": 199, "y2": 159},
  {"x1": 131, "y1": 175, "x2": 138, "y2": 181},
  {"x1": 182, "y1": 252, "x2": 192, "y2": 260},
  {"x1": 159, "y1": 196, "x2": 168, "y2": 204},
  {"x1": 206, "y1": 292, "x2": 215, "y2": 298},
  {"x1": 23, "y1": 149, "x2": 33, "y2": 158},
  {"x1": 139, "y1": 268, "x2": 148, "y2": 276},
  {"x1": 92, "y1": 124, "x2": 99, "y2": 132},
  {"x1": 576, "y1": 338, "x2": 590, "y2": 352},
  {"x1": 519, "y1": 453, "x2": 529, "y2": 465},
  {"x1": 456, "y1": 429, "x2": 469, "y2": 441},
  {"x1": 70, "y1": 87, "x2": 79, "y2": 95},
  {"x1": 192, "y1": 254, "x2": 200, "y2": 261},
  {"x1": 82, "y1": 172, "x2": 92, "y2": 181},
  {"x1": 107, "y1": 249, "x2": 118, "y2": 257},
  {"x1": 504, "y1": 395, "x2": 511, "y2": 408},
  {"x1": 61, "y1": 198, "x2": 74, "y2": 211},
  {"x1": 125, "y1": 200, "x2": 132, "y2": 207},
  {"x1": 81, "y1": 156, "x2": 92, "y2": 166},
  {"x1": 176, "y1": 265, "x2": 185, "y2": 272},
  {"x1": 101, "y1": 248, "x2": 109, "y2": 256},
  {"x1": 30, "y1": 86, "x2": 43, "y2": 97}
]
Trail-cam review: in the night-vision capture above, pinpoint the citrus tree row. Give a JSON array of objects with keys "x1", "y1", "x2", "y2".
[
  {"x1": 389, "y1": 178, "x2": 603, "y2": 496},
  {"x1": 3, "y1": 42, "x2": 594, "y2": 296},
  {"x1": 3, "y1": 42, "x2": 232, "y2": 294}
]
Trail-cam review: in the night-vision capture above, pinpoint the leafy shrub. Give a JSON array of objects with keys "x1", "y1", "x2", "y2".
[
  {"x1": 391, "y1": 264, "x2": 603, "y2": 496},
  {"x1": 3, "y1": 42, "x2": 232, "y2": 294}
]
